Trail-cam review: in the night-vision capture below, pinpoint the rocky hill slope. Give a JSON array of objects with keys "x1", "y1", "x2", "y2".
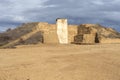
[{"x1": 0, "y1": 22, "x2": 43, "y2": 48}]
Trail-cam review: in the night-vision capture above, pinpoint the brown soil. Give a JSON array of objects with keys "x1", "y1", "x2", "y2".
[{"x1": 0, "y1": 44, "x2": 120, "y2": 80}]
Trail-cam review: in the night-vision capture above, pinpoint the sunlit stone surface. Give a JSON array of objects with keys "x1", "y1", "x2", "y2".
[{"x1": 57, "y1": 19, "x2": 68, "y2": 44}]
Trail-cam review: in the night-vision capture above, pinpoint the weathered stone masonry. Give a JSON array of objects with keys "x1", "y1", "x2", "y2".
[
  {"x1": 36, "y1": 19, "x2": 120, "y2": 44},
  {"x1": 1, "y1": 18, "x2": 120, "y2": 48},
  {"x1": 36, "y1": 19, "x2": 78, "y2": 44}
]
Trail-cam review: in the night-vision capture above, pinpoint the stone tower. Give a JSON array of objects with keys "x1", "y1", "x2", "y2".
[{"x1": 56, "y1": 18, "x2": 68, "y2": 44}]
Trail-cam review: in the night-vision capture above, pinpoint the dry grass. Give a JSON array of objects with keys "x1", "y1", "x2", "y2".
[{"x1": 0, "y1": 44, "x2": 120, "y2": 80}]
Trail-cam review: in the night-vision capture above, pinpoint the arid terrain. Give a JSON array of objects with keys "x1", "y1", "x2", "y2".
[{"x1": 0, "y1": 44, "x2": 120, "y2": 80}]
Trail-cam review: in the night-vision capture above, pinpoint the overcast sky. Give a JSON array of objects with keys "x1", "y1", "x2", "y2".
[{"x1": 0, "y1": 0, "x2": 120, "y2": 32}]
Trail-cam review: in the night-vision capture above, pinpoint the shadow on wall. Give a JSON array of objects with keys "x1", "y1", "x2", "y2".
[
  {"x1": 95, "y1": 33, "x2": 99, "y2": 43},
  {"x1": 18, "y1": 31, "x2": 44, "y2": 45}
]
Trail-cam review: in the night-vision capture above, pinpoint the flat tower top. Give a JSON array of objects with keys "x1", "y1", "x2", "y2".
[{"x1": 56, "y1": 18, "x2": 67, "y2": 21}]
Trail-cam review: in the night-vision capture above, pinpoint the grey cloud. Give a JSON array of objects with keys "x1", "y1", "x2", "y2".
[
  {"x1": 0, "y1": 0, "x2": 12, "y2": 5},
  {"x1": 0, "y1": 0, "x2": 120, "y2": 32}
]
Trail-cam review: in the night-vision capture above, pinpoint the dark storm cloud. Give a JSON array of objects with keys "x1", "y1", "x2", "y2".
[{"x1": 0, "y1": 0, "x2": 120, "y2": 32}]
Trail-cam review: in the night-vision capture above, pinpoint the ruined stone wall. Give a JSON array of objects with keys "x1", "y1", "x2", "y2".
[
  {"x1": 35, "y1": 23, "x2": 120, "y2": 44},
  {"x1": 45, "y1": 24, "x2": 59, "y2": 44},
  {"x1": 99, "y1": 38, "x2": 120, "y2": 43},
  {"x1": 83, "y1": 34, "x2": 96, "y2": 43},
  {"x1": 2, "y1": 21, "x2": 120, "y2": 48},
  {"x1": 36, "y1": 22, "x2": 78, "y2": 44},
  {"x1": 68, "y1": 25, "x2": 78, "y2": 43},
  {"x1": 74, "y1": 24, "x2": 97, "y2": 44},
  {"x1": 37, "y1": 22, "x2": 49, "y2": 31},
  {"x1": 37, "y1": 23, "x2": 59, "y2": 44},
  {"x1": 82, "y1": 26, "x2": 97, "y2": 43}
]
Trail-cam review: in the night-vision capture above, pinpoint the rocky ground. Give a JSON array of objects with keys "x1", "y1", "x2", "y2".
[{"x1": 0, "y1": 44, "x2": 120, "y2": 80}]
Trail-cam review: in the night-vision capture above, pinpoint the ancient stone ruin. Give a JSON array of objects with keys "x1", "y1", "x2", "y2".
[
  {"x1": 0, "y1": 18, "x2": 120, "y2": 48},
  {"x1": 57, "y1": 19, "x2": 68, "y2": 44},
  {"x1": 36, "y1": 18, "x2": 120, "y2": 44}
]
